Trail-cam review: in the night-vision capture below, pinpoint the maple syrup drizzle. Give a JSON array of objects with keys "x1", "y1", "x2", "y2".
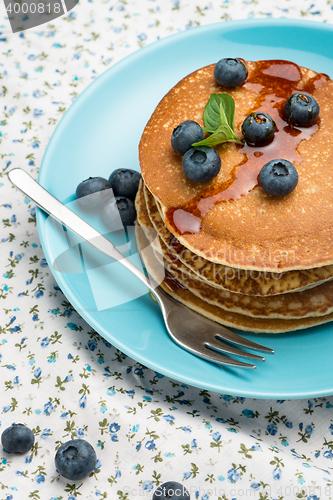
[{"x1": 166, "y1": 60, "x2": 329, "y2": 235}]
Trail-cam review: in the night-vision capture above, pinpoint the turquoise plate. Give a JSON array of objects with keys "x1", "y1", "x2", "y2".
[{"x1": 37, "y1": 18, "x2": 333, "y2": 399}]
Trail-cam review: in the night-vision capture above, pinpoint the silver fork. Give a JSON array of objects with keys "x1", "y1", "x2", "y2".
[{"x1": 8, "y1": 168, "x2": 274, "y2": 369}]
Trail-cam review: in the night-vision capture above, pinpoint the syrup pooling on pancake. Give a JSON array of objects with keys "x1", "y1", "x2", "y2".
[{"x1": 166, "y1": 60, "x2": 329, "y2": 235}]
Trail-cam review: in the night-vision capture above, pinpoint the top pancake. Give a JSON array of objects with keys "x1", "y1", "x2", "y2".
[{"x1": 139, "y1": 60, "x2": 333, "y2": 271}]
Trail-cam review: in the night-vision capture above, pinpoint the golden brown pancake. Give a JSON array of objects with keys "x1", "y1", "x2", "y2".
[
  {"x1": 135, "y1": 182, "x2": 333, "y2": 320},
  {"x1": 135, "y1": 221, "x2": 333, "y2": 334},
  {"x1": 142, "y1": 182, "x2": 333, "y2": 296},
  {"x1": 139, "y1": 60, "x2": 333, "y2": 271}
]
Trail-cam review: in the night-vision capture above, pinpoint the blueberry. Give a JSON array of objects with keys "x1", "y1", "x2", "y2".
[
  {"x1": 102, "y1": 196, "x2": 136, "y2": 227},
  {"x1": 54, "y1": 439, "x2": 96, "y2": 480},
  {"x1": 171, "y1": 120, "x2": 204, "y2": 155},
  {"x1": 242, "y1": 112, "x2": 276, "y2": 146},
  {"x1": 259, "y1": 159, "x2": 298, "y2": 197},
  {"x1": 214, "y1": 58, "x2": 248, "y2": 88},
  {"x1": 284, "y1": 92, "x2": 319, "y2": 127},
  {"x1": 76, "y1": 177, "x2": 112, "y2": 207},
  {"x1": 109, "y1": 169, "x2": 141, "y2": 201},
  {"x1": 1, "y1": 423, "x2": 34, "y2": 453},
  {"x1": 182, "y1": 146, "x2": 221, "y2": 183},
  {"x1": 152, "y1": 481, "x2": 190, "y2": 500}
]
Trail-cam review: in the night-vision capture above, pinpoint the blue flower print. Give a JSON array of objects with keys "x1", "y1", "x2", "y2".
[
  {"x1": 87, "y1": 339, "x2": 97, "y2": 351},
  {"x1": 79, "y1": 395, "x2": 86, "y2": 408},
  {"x1": 251, "y1": 482, "x2": 260, "y2": 490},
  {"x1": 35, "y1": 474, "x2": 45, "y2": 483},
  {"x1": 142, "y1": 480, "x2": 153, "y2": 491},
  {"x1": 109, "y1": 423, "x2": 120, "y2": 433},
  {"x1": 305, "y1": 424, "x2": 313, "y2": 435},
  {"x1": 40, "y1": 337, "x2": 49, "y2": 347},
  {"x1": 133, "y1": 367, "x2": 143, "y2": 376},
  {"x1": 323, "y1": 450, "x2": 333, "y2": 459},
  {"x1": 227, "y1": 468, "x2": 240, "y2": 483},
  {"x1": 41, "y1": 429, "x2": 51, "y2": 439},
  {"x1": 216, "y1": 417, "x2": 226, "y2": 424},
  {"x1": 182, "y1": 427, "x2": 191, "y2": 433},
  {"x1": 163, "y1": 415, "x2": 175, "y2": 423},
  {"x1": 183, "y1": 472, "x2": 191, "y2": 479},
  {"x1": 212, "y1": 431, "x2": 221, "y2": 442},
  {"x1": 285, "y1": 420, "x2": 293, "y2": 428},
  {"x1": 145, "y1": 440, "x2": 155, "y2": 450},
  {"x1": 273, "y1": 467, "x2": 282, "y2": 480},
  {"x1": 266, "y1": 423, "x2": 278, "y2": 435},
  {"x1": 33, "y1": 367, "x2": 41, "y2": 378},
  {"x1": 329, "y1": 423, "x2": 333, "y2": 435},
  {"x1": 242, "y1": 409, "x2": 255, "y2": 418},
  {"x1": 43, "y1": 401, "x2": 55, "y2": 415}
]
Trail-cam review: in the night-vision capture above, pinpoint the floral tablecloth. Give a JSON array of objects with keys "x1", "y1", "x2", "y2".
[{"x1": 1, "y1": 1, "x2": 333, "y2": 499}]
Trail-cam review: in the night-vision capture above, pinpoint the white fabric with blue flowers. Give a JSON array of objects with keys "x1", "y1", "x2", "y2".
[{"x1": 0, "y1": 1, "x2": 333, "y2": 499}]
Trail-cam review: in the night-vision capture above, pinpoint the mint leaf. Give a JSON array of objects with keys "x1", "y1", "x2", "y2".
[
  {"x1": 193, "y1": 124, "x2": 243, "y2": 147},
  {"x1": 202, "y1": 94, "x2": 225, "y2": 132},
  {"x1": 192, "y1": 93, "x2": 243, "y2": 147}
]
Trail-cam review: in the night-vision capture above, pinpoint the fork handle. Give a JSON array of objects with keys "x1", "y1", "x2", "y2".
[{"x1": 8, "y1": 168, "x2": 159, "y2": 294}]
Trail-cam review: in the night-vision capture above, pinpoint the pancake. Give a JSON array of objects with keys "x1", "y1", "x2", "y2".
[
  {"x1": 135, "y1": 221, "x2": 333, "y2": 334},
  {"x1": 135, "y1": 181, "x2": 333, "y2": 320},
  {"x1": 142, "y1": 182, "x2": 333, "y2": 296},
  {"x1": 139, "y1": 59, "x2": 333, "y2": 271}
]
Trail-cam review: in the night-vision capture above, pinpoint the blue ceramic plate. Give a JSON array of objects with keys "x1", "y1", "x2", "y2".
[{"x1": 38, "y1": 18, "x2": 333, "y2": 399}]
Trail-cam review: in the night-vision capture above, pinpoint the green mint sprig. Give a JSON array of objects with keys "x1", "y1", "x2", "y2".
[{"x1": 192, "y1": 93, "x2": 244, "y2": 147}]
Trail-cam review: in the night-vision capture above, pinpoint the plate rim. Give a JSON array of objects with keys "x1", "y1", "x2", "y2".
[{"x1": 37, "y1": 17, "x2": 333, "y2": 399}]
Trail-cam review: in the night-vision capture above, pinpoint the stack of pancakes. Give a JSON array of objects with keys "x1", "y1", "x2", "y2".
[{"x1": 135, "y1": 59, "x2": 333, "y2": 333}]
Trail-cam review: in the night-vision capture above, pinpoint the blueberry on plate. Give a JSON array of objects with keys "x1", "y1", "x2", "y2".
[
  {"x1": 171, "y1": 120, "x2": 204, "y2": 155},
  {"x1": 182, "y1": 146, "x2": 221, "y2": 183},
  {"x1": 242, "y1": 112, "x2": 276, "y2": 146},
  {"x1": 1, "y1": 423, "x2": 34, "y2": 453},
  {"x1": 76, "y1": 177, "x2": 112, "y2": 207},
  {"x1": 109, "y1": 168, "x2": 141, "y2": 201},
  {"x1": 259, "y1": 159, "x2": 298, "y2": 197},
  {"x1": 102, "y1": 196, "x2": 136, "y2": 227},
  {"x1": 284, "y1": 92, "x2": 319, "y2": 127},
  {"x1": 55, "y1": 439, "x2": 96, "y2": 480},
  {"x1": 214, "y1": 58, "x2": 248, "y2": 88},
  {"x1": 152, "y1": 481, "x2": 190, "y2": 500}
]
